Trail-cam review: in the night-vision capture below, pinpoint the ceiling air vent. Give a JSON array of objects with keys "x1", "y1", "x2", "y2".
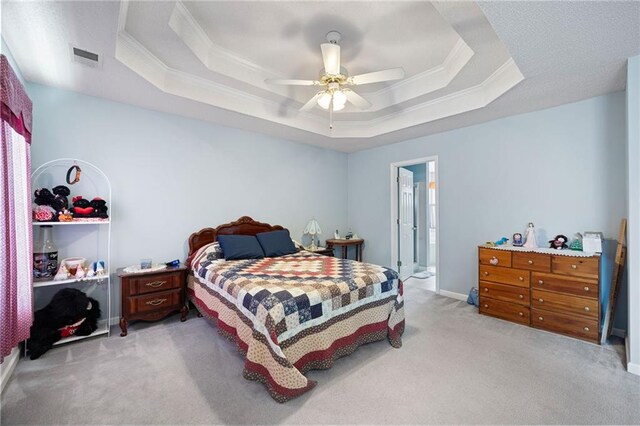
[{"x1": 69, "y1": 44, "x2": 102, "y2": 69}]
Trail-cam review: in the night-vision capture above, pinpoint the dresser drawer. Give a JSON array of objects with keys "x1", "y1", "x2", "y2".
[
  {"x1": 531, "y1": 272, "x2": 598, "y2": 299},
  {"x1": 531, "y1": 309, "x2": 599, "y2": 342},
  {"x1": 531, "y1": 289, "x2": 598, "y2": 319},
  {"x1": 127, "y1": 289, "x2": 182, "y2": 314},
  {"x1": 479, "y1": 265, "x2": 530, "y2": 288},
  {"x1": 479, "y1": 296, "x2": 530, "y2": 325},
  {"x1": 479, "y1": 248, "x2": 511, "y2": 267},
  {"x1": 551, "y1": 256, "x2": 599, "y2": 279},
  {"x1": 479, "y1": 281, "x2": 529, "y2": 306},
  {"x1": 127, "y1": 272, "x2": 182, "y2": 296},
  {"x1": 512, "y1": 252, "x2": 551, "y2": 272}
]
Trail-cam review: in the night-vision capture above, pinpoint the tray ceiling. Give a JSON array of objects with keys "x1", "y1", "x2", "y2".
[
  {"x1": 1, "y1": 1, "x2": 638, "y2": 152},
  {"x1": 116, "y1": 0, "x2": 523, "y2": 138}
]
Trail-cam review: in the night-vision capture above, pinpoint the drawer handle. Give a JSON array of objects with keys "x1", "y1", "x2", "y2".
[
  {"x1": 490, "y1": 257, "x2": 499, "y2": 265},
  {"x1": 484, "y1": 304, "x2": 488, "y2": 308},
  {"x1": 145, "y1": 298, "x2": 167, "y2": 306},
  {"x1": 584, "y1": 286, "x2": 590, "y2": 292},
  {"x1": 538, "y1": 280, "x2": 544, "y2": 285},
  {"x1": 519, "y1": 294, "x2": 524, "y2": 299},
  {"x1": 538, "y1": 298, "x2": 544, "y2": 303},
  {"x1": 584, "y1": 306, "x2": 590, "y2": 312},
  {"x1": 528, "y1": 260, "x2": 533, "y2": 265},
  {"x1": 518, "y1": 312, "x2": 523, "y2": 316},
  {"x1": 538, "y1": 316, "x2": 544, "y2": 321},
  {"x1": 484, "y1": 288, "x2": 489, "y2": 292},
  {"x1": 146, "y1": 280, "x2": 167, "y2": 288},
  {"x1": 483, "y1": 271, "x2": 489, "y2": 276},
  {"x1": 519, "y1": 277, "x2": 524, "y2": 281},
  {"x1": 584, "y1": 327, "x2": 590, "y2": 332},
  {"x1": 571, "y1": 264, "x2": 577, "y2": 269}
]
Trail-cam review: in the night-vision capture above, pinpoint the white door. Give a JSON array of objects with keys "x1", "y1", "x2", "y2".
[{"x1": 398, "y1": 168, "x2": 414, "y2": 280}]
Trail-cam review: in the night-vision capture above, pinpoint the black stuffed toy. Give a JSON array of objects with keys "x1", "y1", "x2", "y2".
[
  {"x1": 549, "y1": 234, "x2": 569, "y2": 250},
  {"x1": 28, "y1": 288, "x2": 100, "y2": 360}
]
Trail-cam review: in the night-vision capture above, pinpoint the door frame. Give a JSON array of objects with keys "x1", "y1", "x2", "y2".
[{"x1": 390, "y1": 156, "x2": 440, "y2": 293}]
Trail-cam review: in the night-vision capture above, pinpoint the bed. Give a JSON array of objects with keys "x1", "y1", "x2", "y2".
[{"x1": 185, "y1": 216, "x2": 405, "y2": 402}]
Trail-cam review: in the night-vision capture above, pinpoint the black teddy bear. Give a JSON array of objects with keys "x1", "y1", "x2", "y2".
[
  {"x1": 27, "y1": 288, "x2": 101, "y2": 360},
  {"x1": 71, "y1": 196, "x2": 108, "y2": 218}
]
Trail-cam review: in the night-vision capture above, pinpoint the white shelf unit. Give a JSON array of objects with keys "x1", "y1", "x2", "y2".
[{"x1": 31, "y1": 158, "x2": 112, "y2": 348}]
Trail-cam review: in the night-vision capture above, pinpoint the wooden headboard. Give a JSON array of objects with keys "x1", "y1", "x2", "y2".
[{"x1": 186, "y1": 216, "x2": 285, "y2": 267}]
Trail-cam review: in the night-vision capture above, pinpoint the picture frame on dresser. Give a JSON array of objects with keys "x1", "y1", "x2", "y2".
[{"x1": 478, "y1": 245, "x2": 602, "y2": 344}]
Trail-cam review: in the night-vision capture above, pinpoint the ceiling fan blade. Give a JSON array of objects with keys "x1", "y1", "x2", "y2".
[
  {"x1": 265, "y1": 79, "x2": 318, "y2": 86},
  {"x1": 320, "y1": 43, "x2": 341, "y2": 75},
  {"x1": 349, "y1": 68, "x2": 405, "y2": 85},
  {"x1": 344, "y1": 89, "x2": 372, "y2": 110},
  {"x1": 300, "y1": 92, "x2": 323, "y2": 111}
]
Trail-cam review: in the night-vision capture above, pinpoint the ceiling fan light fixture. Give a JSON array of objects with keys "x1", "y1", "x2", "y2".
[
  {"x1": 333, "y1": 90, "x2": 347, "y2": 108},
  {"x1": 317, "y1": 92, "x2": 332, "y2": 109}
]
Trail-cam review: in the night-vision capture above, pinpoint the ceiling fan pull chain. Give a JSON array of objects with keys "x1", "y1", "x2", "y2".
[{"x1": 329, "y1": 94, "x2": 334, "y2": 129}]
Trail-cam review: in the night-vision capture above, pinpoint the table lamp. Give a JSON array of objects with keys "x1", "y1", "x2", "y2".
[{"x1": 304, "y1": 219, "x2": 322, "y2": 250}]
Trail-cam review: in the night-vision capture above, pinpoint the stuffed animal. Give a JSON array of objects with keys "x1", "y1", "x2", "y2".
[
  {"x1": 27, "y1": 288, "x2": 100, "y2": 360},
  {"x1": 495, "y1": 237, "x2": 509, "y2": 246},
  {"x1": 33, "y1": 186, "x2": 72, "y2": 222},
  {"x1": 549, "y1": 235, "x2": 569, "y2": 250},
  {"x1": 89, "y1": 197, "x2": 109, "y2": 219},
  {"x1": 71, "y1": 196, "x2": 94, "y2": 217}
]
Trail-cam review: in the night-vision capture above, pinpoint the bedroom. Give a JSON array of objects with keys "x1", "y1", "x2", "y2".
[{"x1": 1, "y1": 0, "x2": 639, "y2": 424}]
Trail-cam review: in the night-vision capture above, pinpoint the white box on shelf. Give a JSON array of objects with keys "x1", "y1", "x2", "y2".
[{"x1": 583, "y1": 231, "x2": 603, "y2": 253}]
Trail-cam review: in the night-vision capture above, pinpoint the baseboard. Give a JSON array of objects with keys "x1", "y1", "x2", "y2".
[
  {"x1": 612, "y1": 328, "x2": 627, "y2": 338},
  {"x1": 628, "y1": 361, "x2": 640, "y2": 376},
  {"x1": 1, "y1": 347, "x2": 20, "y2": 394},
  {"x1": 439, "y1": 290, "x2": 468, "y2": 302}
]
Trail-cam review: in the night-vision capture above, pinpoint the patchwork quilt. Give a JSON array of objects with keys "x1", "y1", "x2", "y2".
[{"x1": 189, "y1": 249, "x2": 405, "y2": 402}]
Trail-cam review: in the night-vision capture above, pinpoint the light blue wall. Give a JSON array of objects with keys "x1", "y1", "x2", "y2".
[
  {"x1": 27, "y1": 83, "x2": 348, "y2": 317},
  {"x1": 627, "y1": 55, "x2": 640, "y2": 372},
  {"x1": 348, "y1": 92, "x2": 627, "y2": 302}
]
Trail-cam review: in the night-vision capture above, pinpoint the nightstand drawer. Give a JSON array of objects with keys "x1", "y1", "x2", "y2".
[
  {"x1": 128, "y1": 289, "x2": 182, "y2": 314},
  {"x1": 128, "y1": 272, "x2": 182, "y2": 296}
]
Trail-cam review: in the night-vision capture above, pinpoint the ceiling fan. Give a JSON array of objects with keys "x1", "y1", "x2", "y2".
[{"x1": 265, "y1": 31, "x2": 405, "y2": 129}]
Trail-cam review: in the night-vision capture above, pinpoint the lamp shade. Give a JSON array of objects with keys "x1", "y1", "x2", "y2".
[{"x1": 304, "y1": 219, "x2": 322, "y2": 236}]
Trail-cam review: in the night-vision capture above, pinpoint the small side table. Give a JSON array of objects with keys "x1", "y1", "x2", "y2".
[
  {"x1": 117, "y1": 265, "x2": 188, "y2": 337},
  {"x1": 325, "y1": 238, "x2": 364, "y2": 261}
]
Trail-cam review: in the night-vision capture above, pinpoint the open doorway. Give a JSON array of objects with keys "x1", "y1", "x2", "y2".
[{"x1": 390, "y1": 157, "x2": 438, "y2": 293}]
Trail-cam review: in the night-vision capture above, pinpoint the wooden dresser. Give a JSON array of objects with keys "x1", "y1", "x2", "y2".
[
  {"x1": 478, "y1": 246, "x2": 601, "y2": 343},
  {"x1": 118, "y1": 265, "x2": 188, "y2": 337}
]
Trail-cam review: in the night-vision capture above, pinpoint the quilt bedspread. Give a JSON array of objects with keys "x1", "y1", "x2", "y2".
[{"x1": 189, "y1": 249, "x2": 404, "y2": 401}]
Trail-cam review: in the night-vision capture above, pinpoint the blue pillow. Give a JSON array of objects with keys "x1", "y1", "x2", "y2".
[
  {"x1": 256, "y1": 230, "x2": 297, "y2": 257},
  {"x1": 217, "y1": 235, "x2": 264, "y2": 260}
]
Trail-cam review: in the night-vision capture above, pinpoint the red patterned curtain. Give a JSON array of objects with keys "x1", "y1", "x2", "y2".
[{"x1": 0, "y1": 54, "x2": 33, "y2": 363}]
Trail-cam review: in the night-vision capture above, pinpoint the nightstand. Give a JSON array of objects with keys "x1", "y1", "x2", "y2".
[
  {"x1": 117, "y1": 265, "x2": 188, "y2": 337},
  {"x1": 305, "y1": 247, "x2": 334, "y2": 257}
]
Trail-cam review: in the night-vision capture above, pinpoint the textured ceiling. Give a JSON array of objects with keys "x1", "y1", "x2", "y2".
[{"x1": 1, "y1": 1, "x2": 638, "y2": 153}]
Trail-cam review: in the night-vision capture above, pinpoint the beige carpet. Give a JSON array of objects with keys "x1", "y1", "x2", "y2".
[{"x1": 2, "y1": 281, "x2": 639, "y2": 425}]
